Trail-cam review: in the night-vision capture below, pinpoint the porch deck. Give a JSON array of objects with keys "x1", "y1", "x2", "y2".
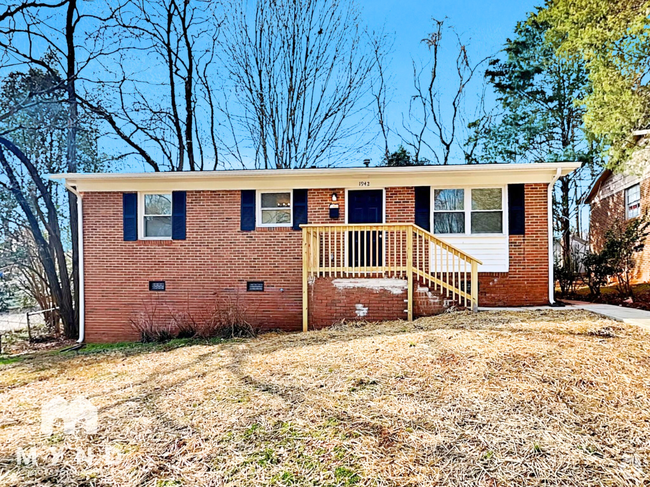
[{"x1": 301, "y1": 223, "x2": 482, "y2": 331}]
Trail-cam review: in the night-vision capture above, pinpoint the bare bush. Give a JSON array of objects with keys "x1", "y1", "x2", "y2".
[
  {"x1": 129, "y1": 301, "x2": 175, "y2": 343},
  {"x1": 130, "y1": 293, "x2": 257, "y2": 342},
  {"x1": 167, "y1": 305, "x2": 203, "y2": 339},
  {"x1": 199, "y1": 293, "x2": 257, "y2": 339}
]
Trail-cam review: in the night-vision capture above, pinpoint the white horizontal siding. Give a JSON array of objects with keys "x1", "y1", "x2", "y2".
[{"x1": 433, "y1": 235, "x2": 508, "y2": 273}]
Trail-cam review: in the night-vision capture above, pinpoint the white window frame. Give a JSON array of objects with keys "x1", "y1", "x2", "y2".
[
  {"x1": 431, "y1": 186, "x2": 507, "y2": 236},
  {"x1": 470, "y1": 187, "x2": 506, "y2": 235},
  {"x1": 432, "y1": 188, "x2": 466, "y2": 235},
  {"x1": 139, "y1": 192, "x2": 173, "y2": 240},
  {"x1": 257, "y1": 190, "x2": 293, "y2": 228},
  {"x1": 625, "y1": 183, "x2": 641, "y2": 220}
]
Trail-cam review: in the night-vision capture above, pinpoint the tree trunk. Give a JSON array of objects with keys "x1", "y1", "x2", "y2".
[
  {"x1": 0, "y1": 145, "x2": 76, "y2": 336},
  {"x1": 0, "y1": 138, "x2": 77, "y2": 337},
  {"x1": 65, "y1": 0, "x2": 80, "y2": 328},
  {"x1": 559, "y1": 175, "x2": 571, "y2": 269}
]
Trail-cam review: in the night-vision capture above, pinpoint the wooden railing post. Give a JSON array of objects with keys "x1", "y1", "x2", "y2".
[
  {"x1": 406, "y1": 227, "x2": 413, "y2": 321},
  {"x1": 471, "y1": 261, "x2": 478, "y2": 312},
  {"x1": 302, "y1": 227, "x2": 309, "y2": 332}
]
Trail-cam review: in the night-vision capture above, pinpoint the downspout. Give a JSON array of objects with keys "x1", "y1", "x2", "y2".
[
  {"x1": 65, "y1": 182, "x2": 85, "y2": 343},
  {"x1": 548, "y1": 168, "x2": 561, "y2": 305}
]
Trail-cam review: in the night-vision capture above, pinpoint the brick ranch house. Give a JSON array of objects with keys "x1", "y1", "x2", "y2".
[
  {"x1": 585, "y1": 166, "x2": 650, "y2": 281},
  {"x1": 52, "y1": 163, "x2": 578, "y2": 343}
]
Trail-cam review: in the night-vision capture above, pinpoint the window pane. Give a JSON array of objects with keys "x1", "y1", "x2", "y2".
[
  {"x1": 434, "y1": 212, "x2": 465, "y2": 234},
  {"x1": 471, "y1": 211, "x2": 502, "y2": 233},
  {"x1": 261, "y1": 192, "x2": 291, "y2": 209},
  {"x1": 472, "y1": 188, "x2": 502, "y2": 210},
  {"x1": 626, "y1": 184, "x2": 641, "y2": 219},
  {"x1": 144, "y1": 216, "x2": 172, "y2": 237},
  {"x1": 261, "y1": 209, "x2": 291, "y2": 224},
  {"x1": 434, "y1": 189, "x2": 464, "y2": 211},
  {"x1": 627, "y1": 184, "x2": 640, "y2": 202},
  {"x1": 145, "y1": 194, "x2": 172, "y2": 215}
]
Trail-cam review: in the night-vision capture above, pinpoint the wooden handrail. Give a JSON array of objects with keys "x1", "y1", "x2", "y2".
[
  {"x1": 300, "y1": 223, "x2": 483, "y2": 265},
  {"x1": 301, "y1": 223, "x2": 481, "y2": 331}
]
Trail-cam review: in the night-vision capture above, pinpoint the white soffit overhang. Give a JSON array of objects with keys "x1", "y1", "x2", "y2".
[{"x1": 51, "y1": 162, "x2": 580, "y2": 193}]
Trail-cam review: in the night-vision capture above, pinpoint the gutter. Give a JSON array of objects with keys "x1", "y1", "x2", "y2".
[
  {"x1": 65, "y1": 182, "x2": 85, "y2": 343},
  {"x1": 548, "y1": 168, "x2": 562, "y2": 305}
]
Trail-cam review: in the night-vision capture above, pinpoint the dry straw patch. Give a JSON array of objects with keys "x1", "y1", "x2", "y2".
[{"x1": 0, "y1": 310, "x2": 649, "y2": 486}]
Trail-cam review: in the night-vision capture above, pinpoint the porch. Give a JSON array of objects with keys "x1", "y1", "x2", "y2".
[{"x1": 301, "y1": 223, "x2": 482, "y2": 331}]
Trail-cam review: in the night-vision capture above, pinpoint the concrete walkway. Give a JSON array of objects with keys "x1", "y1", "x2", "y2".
[
  {"x1": 479, "y1": 301, "x2": 650, "y2": 332},
  {"x1": 563, "y1": 300, "x2": 650, "y2": 332}
]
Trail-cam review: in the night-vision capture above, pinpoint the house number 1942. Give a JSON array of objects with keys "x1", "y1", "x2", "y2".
[{"x1": 358, "y1": 181, "x2": 370, "y2": 187}]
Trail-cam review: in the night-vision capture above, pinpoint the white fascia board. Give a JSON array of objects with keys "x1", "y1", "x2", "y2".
[{"x1": 50, "y1": 162, "x2": 581, "y2": 193}]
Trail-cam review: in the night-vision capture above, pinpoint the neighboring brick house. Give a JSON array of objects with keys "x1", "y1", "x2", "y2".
[
  {"x1": 52, "y1": 163, "x2": 578, "y2": 343},
  {"x1": 585, "y1": 168, "x2": 650, "y2": 281}
]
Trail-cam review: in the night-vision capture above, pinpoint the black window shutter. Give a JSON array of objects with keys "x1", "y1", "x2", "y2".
[
  {"x1": 241, "y1": 190, "x2": 256, "y2": 231},
  {"x1": 508, "y1": 184, "x2": 525, "y2": 235},
  {"x1": 172, "y1": 191, "x2": 186, "y2": 240},
  {"x1": 292, "y1": 189, "x2": 308, "y2": 230},
  {"x1": 414, "y1": 186, "x2": 431, "y2": 231},
  {"x1": 123, "y1": 193, "x2": 138, "y2": 241}
]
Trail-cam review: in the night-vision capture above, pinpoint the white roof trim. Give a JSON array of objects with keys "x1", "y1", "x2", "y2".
[{"x1": 51, "y1": 162, "x2": 580, "y2": 193}]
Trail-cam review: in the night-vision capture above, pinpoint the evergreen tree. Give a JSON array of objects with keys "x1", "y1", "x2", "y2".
[{"x1": 478, "y1": 9, "x2": 602, "y2": 268}]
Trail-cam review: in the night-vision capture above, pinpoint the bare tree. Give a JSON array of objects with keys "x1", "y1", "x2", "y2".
[
  {"x1": 84, "y1": 0, "x2": 223, "y2": 172},
  {"x1": 462, "y1": 82, "x2": 496, "y2": 164},
  {"x1": 402, "y1": 18, "x2": 489, "y2": 165},
  {"x1": 370, "y1": 31, "x2": 394, "y2": 163},
  {"x1": 0, "y1": 138, "x2": 75, "y2": 336},
  {"x1": 0, "y1": 0, "x2": 123, "y2": 331},
  {"x1": 221, "y1": 0, "x2": 378, "y2": 169}
]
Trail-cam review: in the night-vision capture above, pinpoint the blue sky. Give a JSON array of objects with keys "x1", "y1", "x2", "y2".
[
  {"x1": 355, "y1": 0, "x2": 541, "y2": 165},
  {"x1": 363, "y1": 0, "x2": 540, "y2": 96}
]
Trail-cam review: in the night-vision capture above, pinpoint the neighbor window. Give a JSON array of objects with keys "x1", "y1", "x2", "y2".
[
  {"x1": 626, "y1": 184, "x2": 641, "y2": 219},
  {"x1": 471, "y1": 188, "x2": 503, "y2": 234},
  {"x1": 142, "y1": 193, "x2": 172, "y2": 238},
  {"x1": 259, "y1": 192, "x2": 292, "y2": 226},
  {"x1": 433, "y1": 189, "x2": 465, "y2": 234}
]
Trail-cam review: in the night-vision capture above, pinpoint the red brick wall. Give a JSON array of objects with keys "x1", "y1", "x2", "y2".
[
  {"x1": 589, "y1": 177, "x2": 650, "y2": 281},
  {"x1": 308, "y1": 277, "x2": 450, "y2": 328},
  {"x1": 478, "y1": 183, "x2": 550, "y2": 306},
  {"x1": 83, "y1": 191, "x2": 306, "y2": 342},
  {"x1": 386, "y1": 187, "x2": 415, "y2": 223},
  {"x1": 82, "y1": 184, "x2": 550, "y2": 342}
]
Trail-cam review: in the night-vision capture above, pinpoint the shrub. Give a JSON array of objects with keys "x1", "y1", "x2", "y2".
[
  {"x1": 0, "y1": 276, "x2": 14, "y2": 312},
  {"x1": 600, "y1": 215, "x2": 650, "y2": 297},
  {"x1": 167, "y1": 307, "x2": 202, "y2": 339},
  {"x1": 199, "y1": 293, "x2": 257, "y2": 339},
  {"x1": 581, "y1": 251, "x2": 612, "y2": 298},
  {"x1": 129, "y1": 302, "x2": 175, "y2": 343},
  {"x1": 554, "y1": 259, "x2": 579, "y2": 296},
  {"x1": 131, "y1": 293, "x2": 257, "y2": 343}
]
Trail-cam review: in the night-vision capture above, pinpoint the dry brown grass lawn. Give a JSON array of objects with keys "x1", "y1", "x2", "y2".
[{"x1": 0, "y1": 310, "x2": 649, "y2": 486}]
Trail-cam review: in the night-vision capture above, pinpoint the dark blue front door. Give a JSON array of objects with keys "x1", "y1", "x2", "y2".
[{"x1": 348, "y1": 190, "x2": 383, "y2": 267}]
